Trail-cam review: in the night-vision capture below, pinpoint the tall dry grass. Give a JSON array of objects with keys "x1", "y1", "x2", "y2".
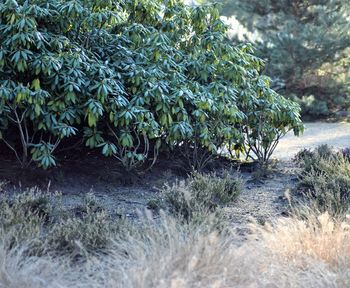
[
  {"x1": 1, "y1": 173, "x2": 350, "y2": 288},
  {"x1": 114, "y1": 211, "x2": 350, "y2": 288},
  {"x1": 0, "y1": 210, "x2": 350, "y2": 288}
]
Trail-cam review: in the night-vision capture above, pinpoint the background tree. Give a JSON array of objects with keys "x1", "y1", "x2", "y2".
[{"x1": 216, "y1": 0, "x2": 350, "y2": 117}]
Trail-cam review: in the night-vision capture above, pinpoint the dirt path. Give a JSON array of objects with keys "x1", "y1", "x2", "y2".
[
  {"x1": 226, "y1": 162, "x2": 297, "y2": 235},
  {"x1": 227, "y1": 122, "x2": 350, "y2": 232},
  {"x1": 3, "y1": 122, "x2": 349, "y2": 228},
  {"x1": 274, "y1": 122, "x2": 350, "y2": 160}
]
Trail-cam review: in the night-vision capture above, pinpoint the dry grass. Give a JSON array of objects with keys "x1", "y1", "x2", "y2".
[
  {"x1": 1, "y1": 178, "x2": 350, "y2": 287},
  {"x1": 1, "y1": 209, "x2": 350, "y2": 288},
  {"x1": 256, "y1": 212, "x2": 350, "y2": 267},
  {"x1": 115, "y1": 212, "x2": 350, "y2": 288}
]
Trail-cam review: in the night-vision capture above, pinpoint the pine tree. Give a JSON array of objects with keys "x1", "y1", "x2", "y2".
[{"x1": 219, "y1": 0, "x2": 350, "y2": 117}]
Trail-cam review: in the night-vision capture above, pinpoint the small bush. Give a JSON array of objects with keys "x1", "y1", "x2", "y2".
[
  {"x1": 71, "y1": 193, "x2": 106, "y2": 218},
  {"x1": 0, "y1": 189, "x2": 53, "y2": 220},
  {"x1": 295, "y1": 145, "x2": 350, "y2": 215},
  {"x1": 161, "y1": 171, "x2": 242, "y2": 222},
  {"x1": 0, "y1": 190, "x2": 53, "y2": 245},
  {"x1": 189, "y1": 172, "x2": 242, "y2": 205},
  {"x1": 147, "y1": 198, "x2": 164, "y2": 212},
  {"x1": 294, "y1": 144, "x2": 335, "y2": 173},
  {"x1": 0, "y1": 191, "x2": 128, "y2": 257},
  {"x1": 42, "y1": 211, "x2": 117, "y2": 257}
]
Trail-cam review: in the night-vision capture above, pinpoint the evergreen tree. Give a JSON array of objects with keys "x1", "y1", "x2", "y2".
[{"x1": 218, "y1": 0, "x2": 350, "y2": 117}]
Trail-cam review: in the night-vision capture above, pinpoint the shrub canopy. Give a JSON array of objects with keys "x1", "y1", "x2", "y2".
[{"x1": 0, "y1": 0, "x2": 303, "y2": 169}]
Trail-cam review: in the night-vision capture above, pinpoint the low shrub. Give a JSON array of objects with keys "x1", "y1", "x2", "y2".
[
  {"x1": 0, "y1": 189, "x2": 52, "y2": 245},
  {"x1": 0, "y1": 191, "x2": 128, "y2": 257},
  {"x1": 42, "y1": 211, "x2": 117, "y2": 257},
  {"x1": 295, "y1": 145, "x2": 350, "y2": 215},
  {"x1": 160, "y1": 171, "x2": 242, "y2": 222},
  {"x1": 70, "y1": 193, "x2": 106, "y2": 218},
  {"x1": 189, "y1": 171, "x2": 242, "y2": 205},
  {"x1": 0, "y1": 189, "x2": 53, "y2": 220},
  {"x1": 294, "y1": 144, "x2": 336, "y2": 173}
]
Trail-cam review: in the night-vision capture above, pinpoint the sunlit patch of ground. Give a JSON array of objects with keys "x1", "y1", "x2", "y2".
[{"x1": 274, "y1": 122, "x2": 350, "y2": 160}]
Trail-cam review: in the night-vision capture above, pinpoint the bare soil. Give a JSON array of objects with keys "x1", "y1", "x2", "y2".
[
  {"x1": 1, "y1": 122, "x2": 349, "y2": 225},
  {"x1": 228, "y1": 122, "x2": 350, "y2": 231}
]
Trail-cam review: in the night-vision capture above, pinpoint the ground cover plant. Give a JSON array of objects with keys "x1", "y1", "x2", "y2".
[
  {"x1": 157, "y1": 171, "x2": 242, "y2": 222},
  {"x1": 295, "y1": 145, "x2": 350, "y2": 215},
  {"x1": 0, "y1": 190, "x2": 129, "y2": 257},
  {"x1": 0, "y1": 0, "x2": 303, "y2": 171}
]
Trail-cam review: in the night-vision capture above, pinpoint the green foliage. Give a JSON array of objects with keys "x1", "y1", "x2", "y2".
[
  {"x1": 160, "y1": 171, "x2": 242, "y2": 221},
  {"x1": 241, "y1": 76, "x2": 304, "y2": 167},
  {"x1": 295, "y1": 95, "x2": 330, "y2": 118},
  {"x1": 217, "y1": 0, "x2": 350, "y2": 117},
  {"x1": 296, "y1": 145, "x2": 350, "y2": 215},
  {"x1": 0, "y1": 0, "x2": 303, "y2": 169}
]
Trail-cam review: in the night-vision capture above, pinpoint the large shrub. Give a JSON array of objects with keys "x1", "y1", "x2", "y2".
[{"x1": 0, "y1": 0, "x2": 303, "y2": 169}]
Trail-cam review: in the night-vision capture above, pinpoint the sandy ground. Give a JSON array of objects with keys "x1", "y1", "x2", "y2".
[
  {"x1": 3, "y1": 122, "x2": 350, "y2": 229},
  {"x1": 227, "y1": 122, "x2": 350, "y2": 232},
  {"x1": 226, "y1": 161, "x2": 297, "y2": 234},
  {"x1": 61, "y1": 121, "x2": 348, "y2": 227},
  {"x1": 274, "y1": 122, "x2": 350, "y2": 160}
]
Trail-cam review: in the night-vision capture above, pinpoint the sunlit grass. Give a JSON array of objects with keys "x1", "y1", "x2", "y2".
[{"x1": 0, "y1": 183, "x2": 349, "y2": 287}]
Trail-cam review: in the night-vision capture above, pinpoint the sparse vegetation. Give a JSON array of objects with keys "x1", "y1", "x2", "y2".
[
  {"x1": 295, "y1": 145, "x2": 350, "y2": 215},
  {"x1": 0, "y1": 182, "x2": 349, "y2": 287},
  {"x1": 0, "y1": 190, "x2": 128, "y2": 258},
  {"x1": 159, "y1": 171, "x2": 242, "y2": 222}
]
